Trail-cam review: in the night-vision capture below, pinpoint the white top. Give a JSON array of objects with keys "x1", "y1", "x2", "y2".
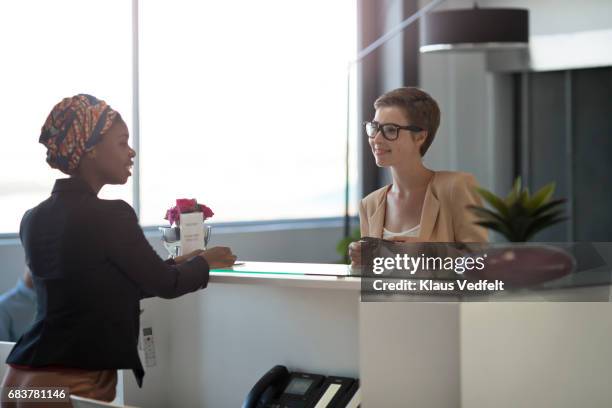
[{"x1": 383, "y1": 224, "x2": 421, "y2": 239}]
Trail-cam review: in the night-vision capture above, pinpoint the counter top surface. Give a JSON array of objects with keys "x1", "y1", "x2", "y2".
[
  {"x1": 209, "y1": 261, "x2": 361, "y2": 290},
  {"x1": 208, "y1": 261, "x2": 612, "y2": 299}
]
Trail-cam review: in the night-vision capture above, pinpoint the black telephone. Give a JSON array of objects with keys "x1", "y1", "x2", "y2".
[{"x1": 242, "y1": 365, "x2": 360, "y2": 408}]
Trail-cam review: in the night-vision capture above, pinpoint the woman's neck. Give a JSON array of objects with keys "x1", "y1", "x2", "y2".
[
  {"x1": 71, "y1": 173, "x2": 103, "y2": 195},
  {"x1": 389, "y1": 161, "x2": 434, "y2": 195}
]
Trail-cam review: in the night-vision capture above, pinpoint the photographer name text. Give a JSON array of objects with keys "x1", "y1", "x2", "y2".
[{"x1": 372, "y1": 279, "x2": 504, "y2": 292}]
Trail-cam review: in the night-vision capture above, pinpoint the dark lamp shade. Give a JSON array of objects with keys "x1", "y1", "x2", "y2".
[{"x1": 420, "y1": 7, "x2": 529, "y2": 53}]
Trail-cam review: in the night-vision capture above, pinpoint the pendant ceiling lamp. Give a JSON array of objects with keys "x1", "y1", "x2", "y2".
[{"x1": 420, "y1": 5, "x2": 529, "y2": 53}]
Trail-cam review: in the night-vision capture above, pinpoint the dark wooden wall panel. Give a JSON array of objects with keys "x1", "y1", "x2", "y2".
[{"x1": 572, "y1": 67, "x2": 612, "y2": 241}]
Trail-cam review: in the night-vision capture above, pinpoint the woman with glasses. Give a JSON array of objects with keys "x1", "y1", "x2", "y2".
[
  {"x1": 349, "y1": 87, "x2": 487, "y2": 266},
  {"x1": 1, "y1": 94, "x2": 236, "y2": 405}
]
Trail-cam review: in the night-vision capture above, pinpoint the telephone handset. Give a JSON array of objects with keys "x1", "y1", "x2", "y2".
[
  {"x1": 243, "y1": 365, "x2": 290, "y2": 408},
  {"x1": 242, "y1": 365, "x2": 360, "y2": 408}
]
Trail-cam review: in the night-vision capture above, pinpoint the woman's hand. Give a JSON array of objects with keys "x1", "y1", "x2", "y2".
[
  {"x1": 198, "y1": 246, "x2": 237, "y2": 269},
  {"x1": 173, "y1": 249, "x2": 206, "y2": 264},
  {"x1": 348, "y1": 241, "x2": 362, "y2": 267},
  {"x1": 173, "y1": 247, "x2": 237, "y2": 269}
]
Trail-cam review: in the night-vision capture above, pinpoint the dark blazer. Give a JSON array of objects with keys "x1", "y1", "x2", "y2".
[{"x1": 7, "y1": 178, "x2": 210, "y2": 387}]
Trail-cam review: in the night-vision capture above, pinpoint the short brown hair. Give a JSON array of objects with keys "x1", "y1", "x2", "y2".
[{"x1": 374, "y1": 87, "x2": 440, "y2": 156}]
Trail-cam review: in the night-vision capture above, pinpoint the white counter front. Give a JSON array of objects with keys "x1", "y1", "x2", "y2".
[{"x1": 125, "y1": 262, "x2": 360, "y2": 408}]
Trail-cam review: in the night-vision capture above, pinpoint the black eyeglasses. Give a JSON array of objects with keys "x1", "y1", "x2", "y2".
[{"x1": 363, "y1": 121, "x2": 424, "y2": 141}]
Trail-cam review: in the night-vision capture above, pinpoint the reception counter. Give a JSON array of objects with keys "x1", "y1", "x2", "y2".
[
  {"x1": 126, "y1": 262, "x2": 361, "y2": 408},
  {"x1": 123, "y1": 261, "x2": 612, "y2": 408}
]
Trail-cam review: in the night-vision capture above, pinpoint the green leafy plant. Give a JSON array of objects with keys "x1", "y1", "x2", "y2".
[
  {"x1": 467, "y1": 177, "x2": 567, "y2": 242},
  {"x1": 336, "y1": 228, "x2": 361, "y2": 264}
]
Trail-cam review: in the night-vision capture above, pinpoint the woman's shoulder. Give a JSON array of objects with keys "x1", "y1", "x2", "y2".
[
  {"x1": 432, "y1": 171, "x2": 479, "y2": 200},
  {"x1": 433, "y1": 170, "x2": 477, "y2": 184},
  {"x1": 361, "y1": 185, "x2": 389, "y2": 212},
  {"x1": 96, "y1": 199, "x2": 137, "y2": 218},
  {"x1": 84, "y1": 199, "x2": 138, "y2": 231},
  {"x1": 92, "y1": 200, "x2": 142, "y2": 238}
]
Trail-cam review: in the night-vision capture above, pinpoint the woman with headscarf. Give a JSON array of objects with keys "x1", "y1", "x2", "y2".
[{"x1": 1, "y1": 94, "x2": 236, "y2": 406}]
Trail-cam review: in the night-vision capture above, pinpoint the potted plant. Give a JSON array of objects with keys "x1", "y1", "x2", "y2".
[{"x1": 466, "y1": 177, "x2": 575, "y2": 287}]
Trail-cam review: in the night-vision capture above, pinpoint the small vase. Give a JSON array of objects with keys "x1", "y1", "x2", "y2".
[{"x1": 159, "y1": 224, "x2": 212, "y2": 259}]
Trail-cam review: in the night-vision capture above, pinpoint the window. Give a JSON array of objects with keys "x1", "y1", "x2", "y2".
[
  {"x1": 138, "y1": 0, "x2": 357, "y2": 225},
  {"x1": 0, "y1": 0, "x2": 358, "y2": 233},
  {"x1": 0, "y1": 0, "x2": 132, "y2": 234}
]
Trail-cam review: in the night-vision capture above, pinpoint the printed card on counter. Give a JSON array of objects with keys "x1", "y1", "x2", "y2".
[{"x1": 179, "y1": 212, "x2": 205, "y2": 255}]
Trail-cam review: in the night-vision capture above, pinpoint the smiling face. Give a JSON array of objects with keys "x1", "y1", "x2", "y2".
[
  {"x1": 87, "y1": 117, "x2": 136, "y2": 185},
  {"x1": 368, "y1": 106, "x2": 426, "y2": 168}
]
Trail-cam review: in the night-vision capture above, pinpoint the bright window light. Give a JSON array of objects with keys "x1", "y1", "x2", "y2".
[
  {"x1": 0, "y1": 0, "x2": 132, "y2": 234},
  {"x1": 138, "y1": 0, "x2": 357, "y2": 225},
  {"x1": 0, "y1": 0, "x2": 358, "y2": 233}
]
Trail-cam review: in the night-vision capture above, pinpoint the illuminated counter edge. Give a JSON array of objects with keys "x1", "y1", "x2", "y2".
[{"x1": 209, "y1": 261, "x2": 361, "y2": 291}]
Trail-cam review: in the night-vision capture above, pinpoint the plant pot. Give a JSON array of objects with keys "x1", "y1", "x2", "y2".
[{"x1": 465, "y1": 244, "x2": 576, "y2": 288}]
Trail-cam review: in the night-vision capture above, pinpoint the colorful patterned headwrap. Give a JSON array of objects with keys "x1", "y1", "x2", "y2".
[{"x1": 39, "y1": 94, "x2": 118, "y2": 174}]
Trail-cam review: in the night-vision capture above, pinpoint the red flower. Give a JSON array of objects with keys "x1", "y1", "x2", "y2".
[
  {"x1": 164, "y1": 198, "x2": 214, "y2": 226},
  {"x1": 198, "y1": 204, "x2": 214, "y2": 219},
  {"x1": 164, "y1": 207, "x2": 181, "y2": 226},
  {"x1": 175, "y1": 198, "x2": 197, "y2": 213}
]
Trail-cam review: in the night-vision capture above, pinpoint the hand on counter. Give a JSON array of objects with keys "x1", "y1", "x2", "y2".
[
  {"x1": 173, "y1": 249, "x2": 206, "y2": 264},
  {"x1": 348, "y1": 241, "x2": 361, "y2": 267},
  {"x1": 174, "y1": 247, "x2": 237, "y2": 269},
  {"x1": 199, "y1": 246, "x2": 237, "y2": 269}
]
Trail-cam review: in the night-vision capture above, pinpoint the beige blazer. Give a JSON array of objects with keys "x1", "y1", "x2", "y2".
[{"x1": 359, "y1": 171, "x2": 488, "y2": 242}]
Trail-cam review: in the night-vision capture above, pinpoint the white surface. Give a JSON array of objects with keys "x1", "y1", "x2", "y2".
[
  {"x1": 124, "y1": 277, "x2": 360, "y2": 408},
  {"x1": 487, "y1": 29, "x2": 612, "y2": 72},
  {"x1": 345, "y1": 388, "x2": 361, "y2": 408},
  {"x1": 113, "y1": 371, "x2": 125, "y2": 406},
  {"x1": 360, "y1": 302, "x2": 460, "y2": 408},
  {"x1": 213, "y1": 261, "x2": 351, "y2": 276},
  {"x1": 211, "y1": 271, "x2": 361, "y2": 290},
  {"x1": 462, "y1": 303, "x2": 612, "y2": 408},
  {"x1": 0, "y1": 341, "x2": 15, "y2": 382},
  {"x1": 210, "y1": 261, "x2": 360, "y2": 291},
  {"x1": 383, "y1": 225, "x2": 420, "y2": 239},
  {"x1": 178, "y1": 212, "x2": 205, "y2": 255},
  {"x1": 313, "y1": 383, "x2": 341, "y2": 408}
]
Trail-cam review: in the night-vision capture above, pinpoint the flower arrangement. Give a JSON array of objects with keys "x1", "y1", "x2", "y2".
[{"x1": 165, "y1": 198, "x2": 214, "y2": 227}]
